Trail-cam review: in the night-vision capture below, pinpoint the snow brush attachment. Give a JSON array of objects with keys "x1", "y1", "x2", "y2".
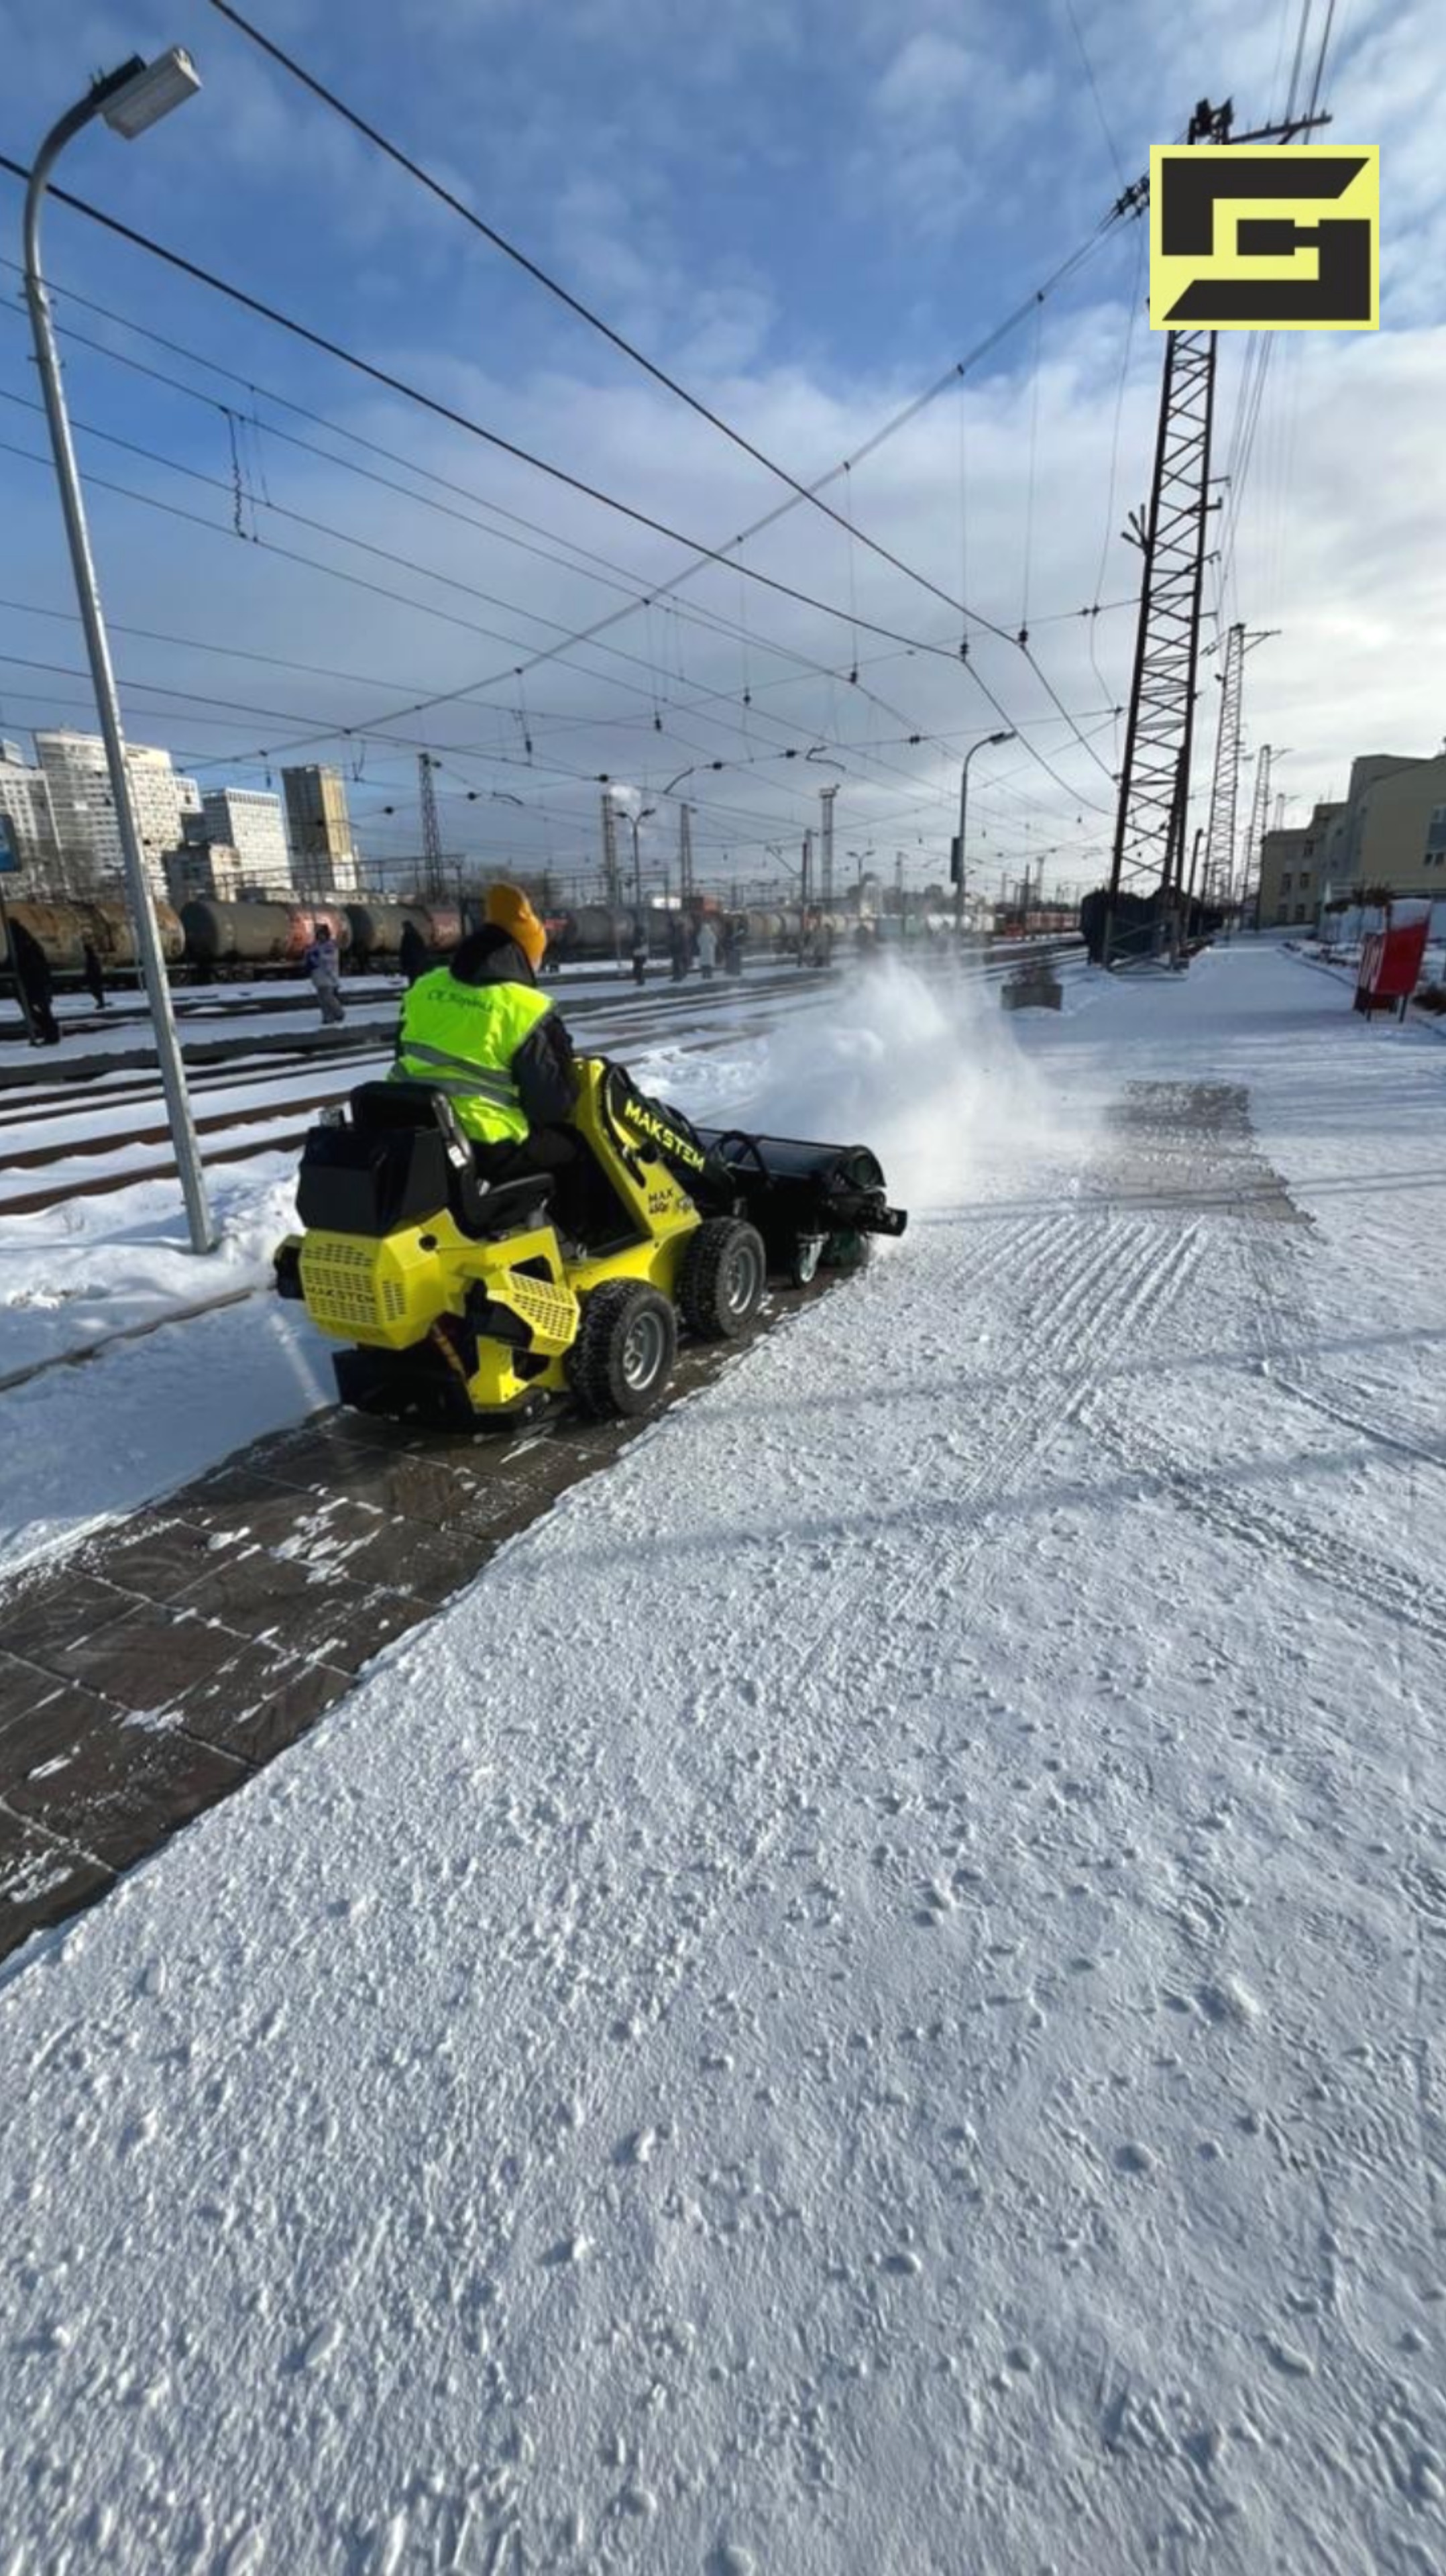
[{"x1": 691, "y1": 1127, "x2": 907, "y2": 1285}]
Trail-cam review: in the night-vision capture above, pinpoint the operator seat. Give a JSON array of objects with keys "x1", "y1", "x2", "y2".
[{"x1": 294, "y1": 1081, "x2": 553, "y2": 1242}]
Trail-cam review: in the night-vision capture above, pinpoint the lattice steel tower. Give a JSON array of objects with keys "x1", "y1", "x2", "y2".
[
  {"x1": 417, "y1": 751, "x2": 446, "y2": 902},
  {"x1": 1201, "y1": 623, "x2": 1276, "y2": 918},
  {"x1": 818, "y1": 783, "x2": 838, "y2": 906},
  {"x1": 600, "y1": 788, "x2": 621, "y2": 909},
  {"x1": 1201, "y1": 621, "x2": 1245, "y2": 918},
  {"x1": 1241, "y1": 743, "x2": 1272, "y2": 918},
  {"x1": 1103, "y1": 324, "x2": 1219, "y2": 959},
  {"x1": 1099, "y1": 89, "x2": 1325, "y2": 963}
]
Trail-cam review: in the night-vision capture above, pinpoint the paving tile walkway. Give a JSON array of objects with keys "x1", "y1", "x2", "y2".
[{"x1": 0, "y1": 1399, "x2": 656, "y2": 1961}]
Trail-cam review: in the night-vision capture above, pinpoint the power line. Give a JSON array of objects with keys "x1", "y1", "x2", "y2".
[
  {"x1": 0, "y1": 155, "x2": 978, "y2": 675},
  {"x1": 0, "y1": 396, "x2": 949, "y2": 822},
  {"x1": 0, "y1": 625, "x2": 1110, "y2": 867},
  {"x1": 209, "y1": 0, "x2": 1124, "y2": 674},
  {"x1": 1304, "y1": 0, "x2": 1338, "y2": 129},
  {"x1": 0, "y1": 275, "x2": 939, "y2": 728},
  {"x1": 0, "y1": 156, "x2": 1123, "y2": 814},
  {"x1": 0, "y1": 244, "x2": 1133, "y2": 749},
  {"x1": 1062, "y1": 0, "x2": 1129, "y2": 190},
  {"x1": 0, "y1": 284, "x2": 988, "y2": 784}
]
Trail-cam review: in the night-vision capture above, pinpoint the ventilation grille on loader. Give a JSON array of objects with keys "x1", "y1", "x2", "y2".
[
  {"x1": 302, "y1": 1238, "x2": 407, "y2": 1334},
  {"x1": 506, "y1": 1273, "x2": 577, "y2": 1347}
]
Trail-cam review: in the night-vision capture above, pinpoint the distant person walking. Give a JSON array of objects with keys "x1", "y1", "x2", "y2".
[
  {"x1": 630, "y1": 916, "x2": 649, "y2": 987},
  {"x1": 399, "y1": 918, "x2": 429, "y2": 987},
  {"x1": 304, "y1": 922, "x2": 345, "y2": 1024},
  {"x1": 696, "y1": 917, "x2": 719, "y2": 981},
  {"x1": 81, "y1": 939, "x2": 107, "y2": 1010},
  {"x1": 9, "y1": 920, "x2": 60, "y2": 1045},
  {"x1": 669, "y1": 914, "x2": 690, "y2": 983}
]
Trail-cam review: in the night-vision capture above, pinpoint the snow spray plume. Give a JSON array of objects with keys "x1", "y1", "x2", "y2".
[{"x1": 748, "y1": 957, "x2": 1060, "y2": 1218}]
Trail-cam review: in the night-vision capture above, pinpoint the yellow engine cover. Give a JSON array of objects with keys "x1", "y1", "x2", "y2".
[{"x1": 298, "y1": 1222, "x2": 462, "y2": 1349}]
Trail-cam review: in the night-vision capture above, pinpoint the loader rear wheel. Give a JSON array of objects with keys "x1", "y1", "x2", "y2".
[
  {"x1": 567, "y1": 1279, "x2": 677, "y2": 1419},
  {"x1": 677, "y1": 1218, "x2": 767, "y2": 1341}
]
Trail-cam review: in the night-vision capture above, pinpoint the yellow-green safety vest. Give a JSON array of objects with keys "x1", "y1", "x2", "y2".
[{"x1": 390, "y1": 967, "x2": 552, "y2": 1144}]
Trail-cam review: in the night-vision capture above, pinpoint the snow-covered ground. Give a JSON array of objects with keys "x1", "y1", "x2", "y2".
[{"x1": 2, "y1": 944, "x2": 1444, "y2": 2573}]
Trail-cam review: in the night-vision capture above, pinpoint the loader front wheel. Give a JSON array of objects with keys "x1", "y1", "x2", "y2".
[
  {"x1": 567, "y1": 1279, "x2": 677, "y2": 1419},
  {"x1": 677, "y1": 1218, "x2": 767, "y2": 1341}
]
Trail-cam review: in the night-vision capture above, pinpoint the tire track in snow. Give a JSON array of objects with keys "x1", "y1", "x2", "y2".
[
  {"x1": 1075, "y1": 1098, "x2": 1446, "y2": 1658},
  {"x1": 352, "y1": 1184, "x2": 1221, "y2": 2567}
]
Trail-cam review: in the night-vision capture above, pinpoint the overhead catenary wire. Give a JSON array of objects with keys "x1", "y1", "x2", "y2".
[
  {"x1": 0, "y1": 423, "x2": 1064, "y2": 841},
  {"x1": 1283, "y1": 0, "x2": 1315, "y2": 121},
  {"x1": 208, "y1": 0, "x2": 1128, "y2": 694},
  {"x1": 1061, "y1": 0, "x2": 1129, "y2": 189},
  {"x1": 0, "y1": 235, "x2": 1129, "y2": 721},
  {"x1": 0, "y1": 152, "x2": 1129, "y2": 813},
  {"x1": 0, "y1": 388, "x2": 985, "y2": 806},
  {"x1": 1304, "y1": 0, "x2": 1337, "y2": 121},
  {"x1": 1, "y1": 393, "x2": 1116, "y2": 821},
  {"x1": 0, "y1": 290, "x2": 1001, "y2": 790},
  {"x1": 0, "y1": 186, "x2": 1139, "y2": 891},
  {"x1": 0, "y1": 270, "x2": 1136, "y2": 852}
]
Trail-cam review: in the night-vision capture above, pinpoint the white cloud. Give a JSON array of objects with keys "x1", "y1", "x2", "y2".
[{"x1": 877, "y1": 31, "x2": 979, "y2": 121}]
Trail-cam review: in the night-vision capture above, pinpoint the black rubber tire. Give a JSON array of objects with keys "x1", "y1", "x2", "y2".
[
  {"x1": 677, "y1": 1218, "x2": 767, "y2": 1341},
  {"x1": 567, "y1": 1279, "x2": 678, "y2": 1419}
]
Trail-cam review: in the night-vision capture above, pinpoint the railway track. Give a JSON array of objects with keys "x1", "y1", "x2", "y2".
[
  {"x1": 0, "y1": 961, "x2": 838, "y2": 1094},
  {"x1": 0, "y1": 944, "x2": 1082, "y2": 1218},
  {"x1": 1, "y1": 942, "x2": 1081, "y2": 1083}
]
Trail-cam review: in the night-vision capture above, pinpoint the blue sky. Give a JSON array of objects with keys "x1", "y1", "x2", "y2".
[{"x1": 0, "y1": 0, "x2": 1440, "y2": 897}]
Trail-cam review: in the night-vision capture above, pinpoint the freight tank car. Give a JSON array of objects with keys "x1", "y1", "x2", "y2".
[
  {"x1": 342, "y1": 900, "x2": 459, "y2": 971},
  {"x1": 2, "y1": 895, "x2": 185, "y2": 979},
  {"x1": 181, "y1": 900, "x2": 355, "y2": 979}
]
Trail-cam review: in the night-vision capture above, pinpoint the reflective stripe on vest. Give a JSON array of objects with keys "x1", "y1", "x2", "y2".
[{"x1": 390, "y1": 967, "x2": 551, "y2": 1144}]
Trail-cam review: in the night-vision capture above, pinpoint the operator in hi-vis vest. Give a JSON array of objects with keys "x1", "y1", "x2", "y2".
[{"x1": 391, "y1": 883, "x2": 603, "y2": 1238}]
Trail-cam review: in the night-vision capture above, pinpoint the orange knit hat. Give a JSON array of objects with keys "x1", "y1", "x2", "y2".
[{"x1": 484, "y1": 881, "x2": 547, "y2": 973}]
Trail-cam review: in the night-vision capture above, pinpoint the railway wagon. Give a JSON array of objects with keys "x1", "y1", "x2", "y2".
[
  {"x1": 343, "y1": 901, "x2": 461, "y2": 969},
  {"x1": 181, "y1": 899, "x2": 355, "y2": 978},
  {"x1": 3, "y1": 894, "x2": 185, "y2": 977}
]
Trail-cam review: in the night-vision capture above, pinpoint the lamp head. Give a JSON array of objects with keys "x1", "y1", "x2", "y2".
[{"x1": 100, "y1": 47, "x2": 201, "y2": 140}]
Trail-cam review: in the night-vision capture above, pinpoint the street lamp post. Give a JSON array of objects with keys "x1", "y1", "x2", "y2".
[
  {"x1": 626, "y1": 804, "x2": 655, "y2": 979},
  {"x1": 954, "y1": 730, "x2": 1016, "y2": 949},
  {"x1": 23, "y1": 49, "x2": 215, "y2": 1252},
  {"x1": 628, "y1": 805, "x2": 656, "y2": 916}
]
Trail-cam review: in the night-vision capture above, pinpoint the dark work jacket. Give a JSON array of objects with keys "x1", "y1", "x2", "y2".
[{"x1": 10, "y1": 921, "x2": 52, "y2": 1004}]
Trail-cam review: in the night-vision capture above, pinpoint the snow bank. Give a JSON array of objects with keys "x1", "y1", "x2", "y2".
[
  {"x1": 0, "y1": 1156, "x2": 333, "y2": 1578},
  {"x1": 0, "y1": 1154, "x2": 302, "y2": 1381}
]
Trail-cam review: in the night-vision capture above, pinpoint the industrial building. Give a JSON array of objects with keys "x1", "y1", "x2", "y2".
[
  {"x1": 1256, "y1": 749, "x2": 1446, "y2": 926},
  {"x1": 1255, "y1": 801, "x2": 1343, "y2": 928},
  {"x1": 1315, "y1": 751, "x2": 1446, "y2": 900}
]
